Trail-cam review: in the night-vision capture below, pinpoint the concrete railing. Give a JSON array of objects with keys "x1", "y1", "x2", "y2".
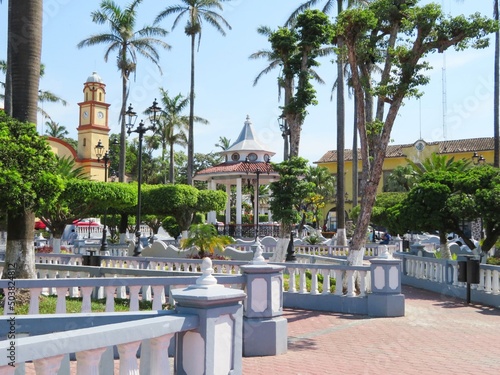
[
  {"x1": 0, "y1": 258, "x2": 277, "y2": 374},
  {"x1": 395, "y1": 252, "x2": 500, "y2": 307}
]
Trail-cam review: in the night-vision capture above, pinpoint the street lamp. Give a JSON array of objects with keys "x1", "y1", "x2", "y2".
[
  {"x1": 471, "y1": 152, "x2": 486, "y2": 165},
  {"x1": 278, "y1": 115, "x2": 290, "y2": 161},
  {"x1": 243, "y1": 156, "x2": 271, "y2": 239},
  {"x1": 94, "y1": 139, "x2": 111, "y2": 253},
  {"x1": 126, "y1": 99, "x2": 161, "y2": 256}
]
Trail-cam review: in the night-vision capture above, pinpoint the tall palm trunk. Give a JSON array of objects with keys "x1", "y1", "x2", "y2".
[
  {"x1": 169, "y1": 142, "x2": 175, "y2": 183},
  {"x1": 6, "y1": 0, "x2": 43, "y2": 279},
  {"x1": 336, "y1": 0, "x2": 347, "y2": 246},
  {"x1": 494, "y1": 0, "x2": 499, "y2": 167},
  {"x1": 187, "y1": 33, "x2": 196, "y2": 185},
  {"x1": 352, "y1": 97, "x2": 359, "y2": 208},
  {"x1": 119, "y1": 71, "x2": 128, "y2": 182}
]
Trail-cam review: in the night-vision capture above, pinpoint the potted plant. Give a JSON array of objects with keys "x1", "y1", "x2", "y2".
[{"x1": 180, "y1": 223, "x2": 234, "y2": 258}]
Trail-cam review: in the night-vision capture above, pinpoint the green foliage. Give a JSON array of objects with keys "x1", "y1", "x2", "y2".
[
  {"x1": 180, "y1": 223, "x2": 234, "y2": 258},
  {"x1": 162, "y1": 216, "x2": 181, "y2": 240},
  {"x1": 141, "y1": 184, "x2": 227, "y2": 231},
  {"x1": 0, "y1": 111, "x2": 62, "y2": 215},
  {"x1": 269, "y1": 157, "x2": 316, "y2": 227}
]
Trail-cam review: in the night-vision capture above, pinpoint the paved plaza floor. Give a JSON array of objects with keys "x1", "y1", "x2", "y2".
[
  {"x1": 23, "y1": 285, "x2": 500, "y2": 374},
  {"x1": 242, "y1": 285, "x2": 500, "y2": 375}
]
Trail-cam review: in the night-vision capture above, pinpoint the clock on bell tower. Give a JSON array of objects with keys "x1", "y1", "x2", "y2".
[{"x1": 77, "y1": 72, "x2": 111, "y2": 180}]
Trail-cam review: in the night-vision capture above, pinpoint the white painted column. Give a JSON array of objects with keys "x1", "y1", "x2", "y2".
[
  {"x1": 33, "y1": 355, "x2": 64, "y2": 375},
  {"x1": 117, "y1": 341, "x2": 141, "y2": 375},
  {"x1": 207, "y1": 179, "x2": 217, "y2": 223},
  {"x1": 76, "y1": 347, "x2": 107, "y2": 375},
  {"x1": 236, "y1": 177, "x2": 242, "y2": 225},
  {"x1": 149, "y1": 334, "x2": 173, "y2": 374},
  {"x1": 225, "y1": 183, "x2": 231, "y2": 224}
]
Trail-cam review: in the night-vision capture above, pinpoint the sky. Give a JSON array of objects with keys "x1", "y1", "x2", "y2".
[{"x1": 0, "y1": 0, "x2": 497, "y2": 164}]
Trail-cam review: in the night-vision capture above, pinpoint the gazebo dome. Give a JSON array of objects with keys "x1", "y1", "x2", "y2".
[{"x1": 86, "y1": 72, "x2": 103, "y2": 83}]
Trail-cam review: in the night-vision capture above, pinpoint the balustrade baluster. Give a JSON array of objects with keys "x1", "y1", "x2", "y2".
[
  {"x1": 129, "y1": 285, "x2": 141, "y2": 311},
  {"x1": 117, "y1": 341, "x2": 141, "y2": 375},
  {"x1": 152, "y1": 285, "x2": 165, "y2": 309},
  {"x1": 346, "y1": 270, "x2": 355, "y2": 297},
  {"x1": 105, "y1": 286, "x2": 116, "y2": 312},
  {"x1": 80, "y1": 287, "x2": 93, "y2": 313},
  {"x1": 299, "y1": 269, "x2": 307, "y2": 294},
  {"x1": 76, "y1": 347, "x2": 107, "y2": 375},
  {"x1": 33, "y1": 354, "x2": 64, "y2": 375},
  {"x1": 484, "y1": 269, "x2": 492, "y2": 293},
  {"x1": 310, "y1": 269, "x2": 319, "y2": 295},
  {"x1": 29, "y1": 288, "x2": 42, "y2": 314},
  {"x1": 358, "y1": 271, "x2": 367, "y2": 297},
  {"x1": 321, "y1": 270, "x2": 330, "y2": 295},
  {"x1": 55, "y1": 287, "x2": 68, "y2": 313},
  {"x1": 334, "y1": 271, "x2": 343, "y2": 296},
  {"x1": 148, "y1": 334, "x2": 173, "y2": 374}
]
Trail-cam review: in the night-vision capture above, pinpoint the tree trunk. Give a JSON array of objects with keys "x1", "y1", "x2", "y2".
[
  {"x1": 5, "y1": 0, "x2": 43, "y2": 279},
  {"x1": 494, "y1": 0, "x2": 499, "y2": 168},
  {"x1": 439, "y1": 231, "x2": 452, "y2": 259},
  {"x1": 336, "y1": 6, "x2": 346, "y2": 245},
  {"x1": 5, "y1": 210, "x2": 37, "y2": 279},
  {"x1": 187, "y1": 34, "x2": 196, "y2": 186},
  {"x1": 169, "y1": 142, "x2": 175, "y2": 183}
]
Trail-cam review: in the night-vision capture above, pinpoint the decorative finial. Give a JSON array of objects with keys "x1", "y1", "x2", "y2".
[
  {"x1": 195, "y1": 258, "x2": 219, "y2": 287},
  {"x1": 251, "y1": 238, "x2": 267, "y2": 265}
]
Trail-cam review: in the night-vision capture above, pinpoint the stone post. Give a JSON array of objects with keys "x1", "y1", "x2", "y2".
[
  {"x1": 240, "y1": 244, "x2": 288, "y2": 357},
  {"x1": 172, "y1": 258, "x2": 246, "y2": 375},
  {"x1": 368, "y1": 257, "x2": 405, "y2": 317}
]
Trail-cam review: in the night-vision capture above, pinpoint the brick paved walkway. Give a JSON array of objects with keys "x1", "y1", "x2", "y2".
[
  {"x1": 242, "y1": 285, "x2": 500, "y2": 375},
  {"x1": 23, "y1": 285, "x2": 500, "y2": 374}
]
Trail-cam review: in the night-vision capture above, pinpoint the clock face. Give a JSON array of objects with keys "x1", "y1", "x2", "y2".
[
  {"x1": 97, "y1": 111, "x2": 104, "y2": 119},
  {"x1": 83, "y1": 111, "x2": 89, "y2": 118}
]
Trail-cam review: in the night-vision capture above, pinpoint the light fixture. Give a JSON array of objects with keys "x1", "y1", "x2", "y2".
[{"x1": 126, "y1": 100, "x2": 161, "y2": 256}]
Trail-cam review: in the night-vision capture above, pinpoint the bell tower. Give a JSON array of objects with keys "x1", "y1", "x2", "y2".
[{"x1": 77, "y1": 72, "x2": 110, "y2": 180}]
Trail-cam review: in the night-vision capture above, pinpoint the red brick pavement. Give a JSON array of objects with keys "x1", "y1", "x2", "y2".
[
  {"x1": 242, "y1": 285, "x2": 500, "y2": 375},
  {"x1": 23, "y1": 285, "x2": 500, "y2": 374}
]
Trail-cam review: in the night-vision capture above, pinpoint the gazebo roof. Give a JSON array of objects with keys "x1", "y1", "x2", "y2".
[{"x1": 194, "y1": 115, "x2": 279, "y2": 183}]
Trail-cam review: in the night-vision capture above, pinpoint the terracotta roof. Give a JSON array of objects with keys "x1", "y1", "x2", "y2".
[
  {"x1": 315, "y1": 137, "x2": 494, "y2": 163},
  {"x1": 194, "y1": 161, "x2": 278, "y2": 182}
]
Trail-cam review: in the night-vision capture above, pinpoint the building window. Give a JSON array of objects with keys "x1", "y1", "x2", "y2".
[
  {"x1": 247, "y1": 153, "x2": 257, "y2": 161},
  {"x1": 231, "y1": 153, "x2": 240, "y2": 161},
  {"x1": 83, "y1": 138, "x2": 86, "y2": 147}
]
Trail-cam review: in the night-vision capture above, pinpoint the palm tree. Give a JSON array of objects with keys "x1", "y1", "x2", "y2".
[
  {"x1": 44, "y1": 120, "x2": 69, "y2": 139},
  {"x1": 154, "y1": 89, "x2": 190, "y2": 183},
  {"x1": 6, "y1": 0, "x2": 43, "y2": 278},
  {"x1": 215, "y1": 136, "x2": 231, "y2": 151},
  {"x1": 180, "y1": 223, "x2": 234, "y2": 258},
  {"x1": 155, "y1": 0, "x2": 232, "y2": 186},
  {"x1": 1, "y1": 60, "x2": 68, "y2": 122},
  {"x1": 493, "y1": 0, "x2": 499, "y2": 167},
  {"x1": 77, "y1": 0, "x2": 170, "y2": 183}
]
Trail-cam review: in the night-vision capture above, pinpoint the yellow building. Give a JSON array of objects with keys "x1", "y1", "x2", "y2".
[
  {"x1": 47, "y1": 72, "x2": 110, "y2": 182},
  {"x1": 316, "y1": 137, "x2": 494, "y2": 231}
]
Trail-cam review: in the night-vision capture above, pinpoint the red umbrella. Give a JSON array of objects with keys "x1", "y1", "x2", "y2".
[
  {"x1": 35, "y1": 219, "x2": 46, "y2": 230},
  {"x1": 73, "y1": 219, "x2": 100, "y2": 226}
]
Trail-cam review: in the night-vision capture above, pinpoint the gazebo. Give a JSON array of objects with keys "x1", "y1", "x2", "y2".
[{"x1": 194, "y1": 115, "x2": 280, "y2": 237}]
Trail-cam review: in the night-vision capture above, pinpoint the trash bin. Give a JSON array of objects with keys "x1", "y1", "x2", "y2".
[
  {"x1": 457, "y1": 260, "x2": 467, "y2": 282},
  {"x1": 457, "y1": 255, "x2": 480, "y2": 284},
  {"x1": 467, "y1": 258, "x2": 480, "y2": 284},
  {"x1": 82, "y1": 251, "x2": 101, "y2": 266}
]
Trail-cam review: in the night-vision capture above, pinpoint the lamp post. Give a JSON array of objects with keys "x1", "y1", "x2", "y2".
[
  {"x1": 471, "y1": 152, "x2": 486, "y2": 165},
  {"x1": 126, "y1": 100, "x2": 161, "y2": 256},
  {"x1": 94, "y1": 139, "x2": 111, "y2": 253},
  {"x1": 278, "y1": 115, "x2": 290, "y2": 161},
  {"x1": 243, "y1": 156, "x2": 271, "y2": 239}
]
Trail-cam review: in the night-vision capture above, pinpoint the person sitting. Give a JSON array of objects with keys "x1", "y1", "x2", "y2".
[{"x1": 379, "y1": 232, "x2": 392, "y2": 245}]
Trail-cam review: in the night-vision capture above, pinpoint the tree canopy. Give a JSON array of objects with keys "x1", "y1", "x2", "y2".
[{"x1": 334, "y1": 0, "x2": 498, "y2": 255}]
